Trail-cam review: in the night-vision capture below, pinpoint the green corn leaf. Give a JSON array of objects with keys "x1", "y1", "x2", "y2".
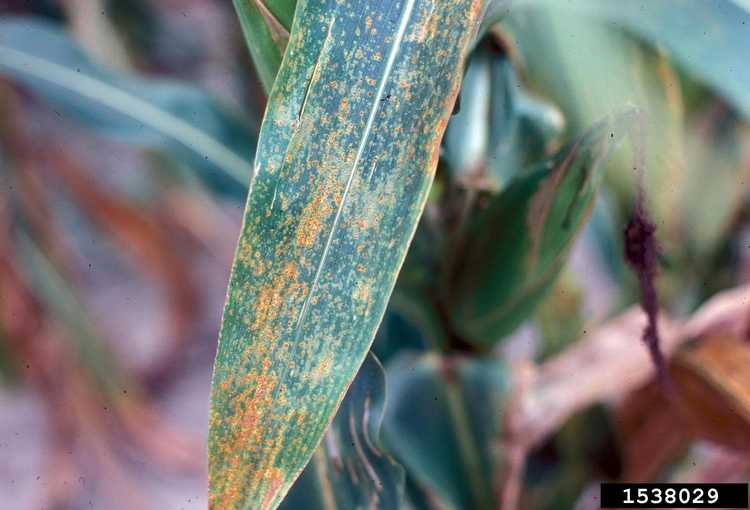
[
  {"x1": 281, "y1": 352, "x2": 405, "y2": 509},
  {"x1": 442, "y1": 37, "x2": 562, "y2": 190},
  {"x1": 0, "y1": 18, "x2": 255, "y2": 190},
  {"x1": 383, "y1": 353, "x2": 509, "y2": 510},
  {"x1": 447, "y1": 111, "x2": 635, "y2": 348},
  {"x1": 503, "y1": 8, "x2": 687, "y2": 276},
  {"x1": 545, "y1": 0, "x2": 750, "y2": 119},
  {"x1": 257, "y1": 0, "x2": 297, "y2": 30},
  {"x1": 208, "y1": 0, "x2": 486, "y2": 508},
  {"x1": 233, "y1": 0, "x2": 295, "y2": 93},
  {"x1": 681, "y1": 111, "x2": 749, "y2": 259},
  {"x1": 442, "y1": 41, "x2": 492, "y2": 181}
]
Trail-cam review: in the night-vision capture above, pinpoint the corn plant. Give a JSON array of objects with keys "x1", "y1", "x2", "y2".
[{"x1": 1, "y1": 0, "x2": 750, "y2": 509}]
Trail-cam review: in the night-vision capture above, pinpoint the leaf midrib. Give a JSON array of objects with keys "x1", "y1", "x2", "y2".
[{"x1": 292, "y1": 0, "x2": 417, "y2": 337}]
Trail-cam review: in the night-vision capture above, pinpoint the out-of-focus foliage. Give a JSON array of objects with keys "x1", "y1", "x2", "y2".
[
  {"x1": 0, "y1": 18, "x2": 256, "y2": 191},
  {"x1": 442, "y1": 36, "x2": 563, "y2": 190},
  {"x1": 447, "y1": 111, "x2": 634, "y2": 348},
  {"x1": 2, "y1": 0, "x2": 750, "y2": 509},
  {"x1": 383, "y1": 353, "x2": 509, "y2": 509},
  {"x1": 281, "y1": 353, "x2": 405, "y2": 510}
]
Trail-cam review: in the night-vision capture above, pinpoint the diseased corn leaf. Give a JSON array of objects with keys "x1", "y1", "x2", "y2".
[
  {"x1": 546, "y1": 0, "x2": 750, "y2": 119},
  {"x1": 0, "y1": 18, "x2": 255, "y2": 189},
  {"x1": 208, "y1": 0, "x2": 486, "y2": 508},
  {"x1": 447, "y1": 111, "x2": 635, "y2": 348},
  {"x1": 382, "y1": 353, "x2": 509, "y2": 510},
  {"x1": 281, "y1": 352, "x2": 404, "y2": 509},
  {"x1": 233, "y1": 0, "x2": 295, "y2": 93}
]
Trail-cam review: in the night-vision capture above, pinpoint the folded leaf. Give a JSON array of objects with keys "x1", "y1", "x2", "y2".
[
  {"x1": 208, "y1": 0, "x2": 486, "y2": 508},
  {"x1": 447, "y1": 111, "x2": 635, "y2": 347},
  {"x1": 0, "y1": 18, "x2": 255, "y2": 189},
  {"x1": 443, "y1": 37, "x2": 562, "y2": 190},
  {"x1": 383, "y1": 353, "x2": 509, "y2": 510},
  {"x1": 281, "y1": 352, "x2": 405, "y2": 509}
]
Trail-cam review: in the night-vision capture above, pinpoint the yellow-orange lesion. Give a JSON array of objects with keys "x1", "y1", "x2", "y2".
[{"x1": 295, "y1": 192, "x2": 332, "y2": 248}]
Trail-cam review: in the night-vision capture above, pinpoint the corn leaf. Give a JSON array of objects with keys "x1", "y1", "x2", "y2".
[
  {"x1": 382, "y1": 353, "x2": 509, "y2": 509},
  {"x1": 208, "y1": 0, "x2": 486, "y2": 508},
  {"x1": 681, "y1": 111, "x2": 750, "y2": 258},
  {"x1": 502, "y1": 8, "x2": 689, "y2": 305},
  {"x1": 0, "y1": 18, "x2": 255, "y2": 189},
  {"x1": 233, "y1": 0, "x2": 295, "y2": 93},
  {"x1": 257, "y1": 0, "x2": 297, "y2": 30},
  {"x1": 546, "y1": 0, "x2": 750, "y2": 119},
  {"x1": 447, "y1": 111, "x2": 635, "y2": 348},
  {"x1": 281, "y1": 352, "x2": 404, "y2": 509},
  {"x1": 443, "y1": 37, "x2": 562, "y2": 190}
]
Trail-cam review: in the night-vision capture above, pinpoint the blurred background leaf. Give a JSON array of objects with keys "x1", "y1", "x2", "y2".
[
  {"x1": 0, "y1": 18, "x2": 256, "y2": 191},
  {"x1": 447, "y1": 111, "x2": 635, "y2": 348},
  {"x1": 383, "y1": 353, "x2": 509, "y2": 510}
]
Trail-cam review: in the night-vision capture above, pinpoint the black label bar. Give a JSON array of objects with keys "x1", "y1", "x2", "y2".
[{"x1": 600, "y1": 483, "x2": 748, "y2": 508}]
